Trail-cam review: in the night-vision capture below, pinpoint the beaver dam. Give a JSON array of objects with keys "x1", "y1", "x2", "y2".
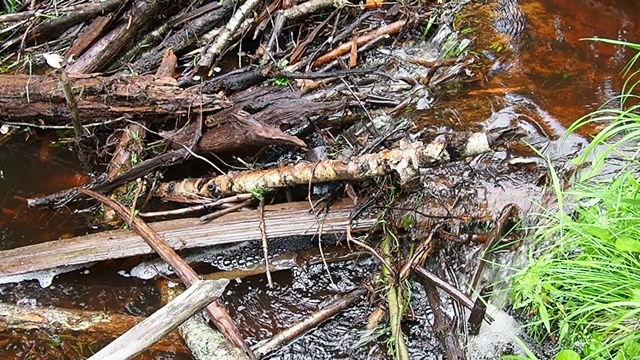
[{"x1": 0, "y1": 0, "x2": 638, "y2": 358}]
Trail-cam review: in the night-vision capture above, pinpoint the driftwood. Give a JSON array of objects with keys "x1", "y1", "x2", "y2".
[
  {"x1": 158, "y1": 140, "x2": 448, "y2": 200},
  {"x1": 0, "y1": 199, "x2": 376, "y2": 279},
  {"x1": 0, "y1": 302, "x2": 188, "y2": 354},
  {"x1": 0, "y1": 74, "x2": 229, "y2": 124},
  {"x1": 89, "y1": 279, "x2": 229, "y2": 360},
  {"x1": 79, "y1": 188, "x2": 253, "y2": 358}
]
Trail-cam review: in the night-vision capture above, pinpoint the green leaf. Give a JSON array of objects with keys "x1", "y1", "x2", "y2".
[
  {"x1": 554, "y1": 349, "x2": 580, "y2": 360},
  {"x1": 614, "y1": 237, "x2": 640, "y2": 253}
]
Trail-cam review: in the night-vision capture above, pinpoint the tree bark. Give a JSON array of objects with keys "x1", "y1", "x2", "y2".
[{"x1": 0, "y1": 75, "x2": 229, "y2": 124}]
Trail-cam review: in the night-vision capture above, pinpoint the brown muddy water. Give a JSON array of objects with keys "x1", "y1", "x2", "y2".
[{"x1": 1, "y1": 0, "x2": 640, "y2": 358}]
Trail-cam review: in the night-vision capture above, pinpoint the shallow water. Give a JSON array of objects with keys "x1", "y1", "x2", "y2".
[{"x1": 1, "y1": 0, "x2": 640, "y2": 358}]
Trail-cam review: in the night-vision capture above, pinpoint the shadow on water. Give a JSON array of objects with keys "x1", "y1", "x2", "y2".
[{"x1": 1, "y1": 0, "x2": 640, "y2": 358}]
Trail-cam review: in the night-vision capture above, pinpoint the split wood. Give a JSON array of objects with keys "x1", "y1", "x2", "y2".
[
  {"x1": 78, "y1": 188, "x2": 255, "y2": 359},
  {"x1": 157, "y1": 140, "x2": 447, "y2": 200},
  {"x1": 89, "y1": 279, "x2": 229, "y2": 360},
  {"x1": 0, "y1": 199, "x2": 376, "y2": 279}
]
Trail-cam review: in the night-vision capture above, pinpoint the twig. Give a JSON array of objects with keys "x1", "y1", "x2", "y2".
[
  {"x1": 138, "y1": 193, "x2": 254, "y2": 217},
  {"x1": 258, "y1": 199, "x2": 273, "y2": 288},
  {"x1": 313, "y1": 19, "x2": 406, "y2": 67},
  {"x1": 199, "y1": 198, "x2": 253, "y2": 223}
]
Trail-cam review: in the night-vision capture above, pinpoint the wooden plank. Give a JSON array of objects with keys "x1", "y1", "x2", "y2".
[
  {"x1": 0, "y1": 199, "x2": 375, "y2": 278},
  {"x1": 89, "y1": 279, "x2": 229, "y2": 360}
]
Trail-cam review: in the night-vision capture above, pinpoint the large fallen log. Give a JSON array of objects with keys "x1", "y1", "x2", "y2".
[
  {"x1": 0, "y1": 199, "x2": 376, "y2": 279},
  {"x1": 0, "y1": 74, "x2": 229, "y2": 124}
]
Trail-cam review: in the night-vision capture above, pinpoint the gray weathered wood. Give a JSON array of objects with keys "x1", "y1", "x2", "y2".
[
  {"x1": 89, "y1": 279, "x2": 229, "y2": 360},
  {"x1": 0, "y1": 199, "x2": 376, "y2": 279}
]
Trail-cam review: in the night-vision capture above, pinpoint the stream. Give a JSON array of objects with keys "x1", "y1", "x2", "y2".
[{"x1": 1, "y1": 0, "x2": 639, "y2": 358}]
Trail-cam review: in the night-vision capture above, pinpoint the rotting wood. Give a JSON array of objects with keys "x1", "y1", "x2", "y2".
[
  {"x1": 198, "y1": 111, "x2": 306, "y2": 154},
  {"x1": 0, "y1": 302, "x2": 188, "y2": 354},
  {"x1": 128, "y1": 0, "x2": 234, "y2": 75},
  {"x1": 0, "y1": 74, "x2": 230, "y2": 124},
  {"x1": 419, "y1": 274, "x2": 465, "y2": 360},
  {"x1": 0, "y1": 199, "x2": 376, "y2": 284},
  {"x1": 79, "y1": 188, "x2": 254, "y2": 358},
  {"x1": 157, "y1": 140, "x2": 448, "y2": 200},
  {"x1": 66, "y1": 0, "x2": 167, "y2": 74},
  {"x1": 89, "y1": 279, "x2": 229, "y2": 360}
]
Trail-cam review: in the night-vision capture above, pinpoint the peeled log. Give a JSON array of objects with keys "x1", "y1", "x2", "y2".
[
  {"x1": 0, "y1": 75, "x2": 230, "y2": 124},
  {"x1": 157, "y1": 140, "x2": 448, "y2": 200}
]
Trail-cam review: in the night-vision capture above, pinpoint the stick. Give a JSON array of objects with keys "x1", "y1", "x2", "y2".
[
  {"x1": 198, "y1": 0, "x2": 263, "y2": 73},
  {"x1": 313, "y1": 19, "x2": 406, "y2": 67},
  {"x1": 79, "y1": 188, "x2": 255, "y2": 359},
  {"x1": 89, "y1": 279, "x2": 229, "y2": 360},
  {"x1": 254, "y1": 288, "x2": 367, "y2": 357}
]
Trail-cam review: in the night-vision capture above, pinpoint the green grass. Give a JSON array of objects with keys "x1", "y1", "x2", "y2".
[{"x1": 510, "y1": 39, "x2": 640, "y2": 360}]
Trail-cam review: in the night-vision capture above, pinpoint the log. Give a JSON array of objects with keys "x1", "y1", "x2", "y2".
[
  {"x1": 0, "y1": 302, "x2": 188, "y2": 354},
  {"x1": 0, "y1": 75, "x2": 230, "y2": 124},
  {"x1": 89, "y1": 279, "x2": 228, "y2": 360},
  {"x1": 0, "y1": 199, "x2": 376, "y2": 279},
  {"x1": 158, "y1": 140, "x2": 448, "y2": 199}
]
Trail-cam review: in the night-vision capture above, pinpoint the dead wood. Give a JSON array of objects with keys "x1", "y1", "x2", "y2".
[
  {"x1": 254, "y1": 288, "x2": 367, "y2": 357},
  {"x1": 103, "y1": 123, "x2": 147, "y2": 223},
  {"x1": 468, "y1": 204, "x2": 518, "y2": 294},
  {"x1": 313, "y1": 19, "x2": 407, "y2": 67},
  {"x1": 263, "y1": 0, "x2": 344, "y2": 60},
  {"x1": 158, "y1": 140, "x2": 447, "y2": 200},
  {"x1": 65, "y1": 15, "x2": 113, "y2": 62},
  {"x1": 160, "y1": 282, "x2": 249, "y2": 360},
  {"x1": 0, "y1": 198, "x2": 375, "y2": 283},
  {"x1": 1, "y1": 200, "x2": 375, "y2": 279},
  {"x1": 0, "y1": 302, "x2": 188, "y2": 354},
  {"x1": 468, "y1": 285, "x2": 491, "y2": 336},
  {"x1": 0, "y1": 0, "x2": 122, "y2": 53},
  {"x1": 195, "y1": 86, "x2": 341, "y2": 153},
  {"x1": 198, "y1": 111, "x2": 306, "y2": 153},
  {"x1": 200, "y1": 67, "x2": 268, "y2": 94},
  {"x1": 197, "y1": 0, "x2": 263, "y2": 72},
  {"x1": 22, "y1": 107, "x2": 201, "y2": 210},
  {"x1": 67, "y1": 0, "x2": 168, "y2": 74},
  {"x1": 418, "y1": 274, "x2": 465, "y2": 360},
  {"x1": 0, "y1": 74, "x2": 230, "y2": 124},
  {"x1": 89, "y1": 279, "x2": 229, "y2": 360},
  {"x1": 79, "y1": 188, "x2": 254, "y2": 358},
  {"x1": 128, "y1": 0, "x2": 234, "y2": 75},
  {"x1": 218, "y1": 85, "x2": 343, "y2": 128}
]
